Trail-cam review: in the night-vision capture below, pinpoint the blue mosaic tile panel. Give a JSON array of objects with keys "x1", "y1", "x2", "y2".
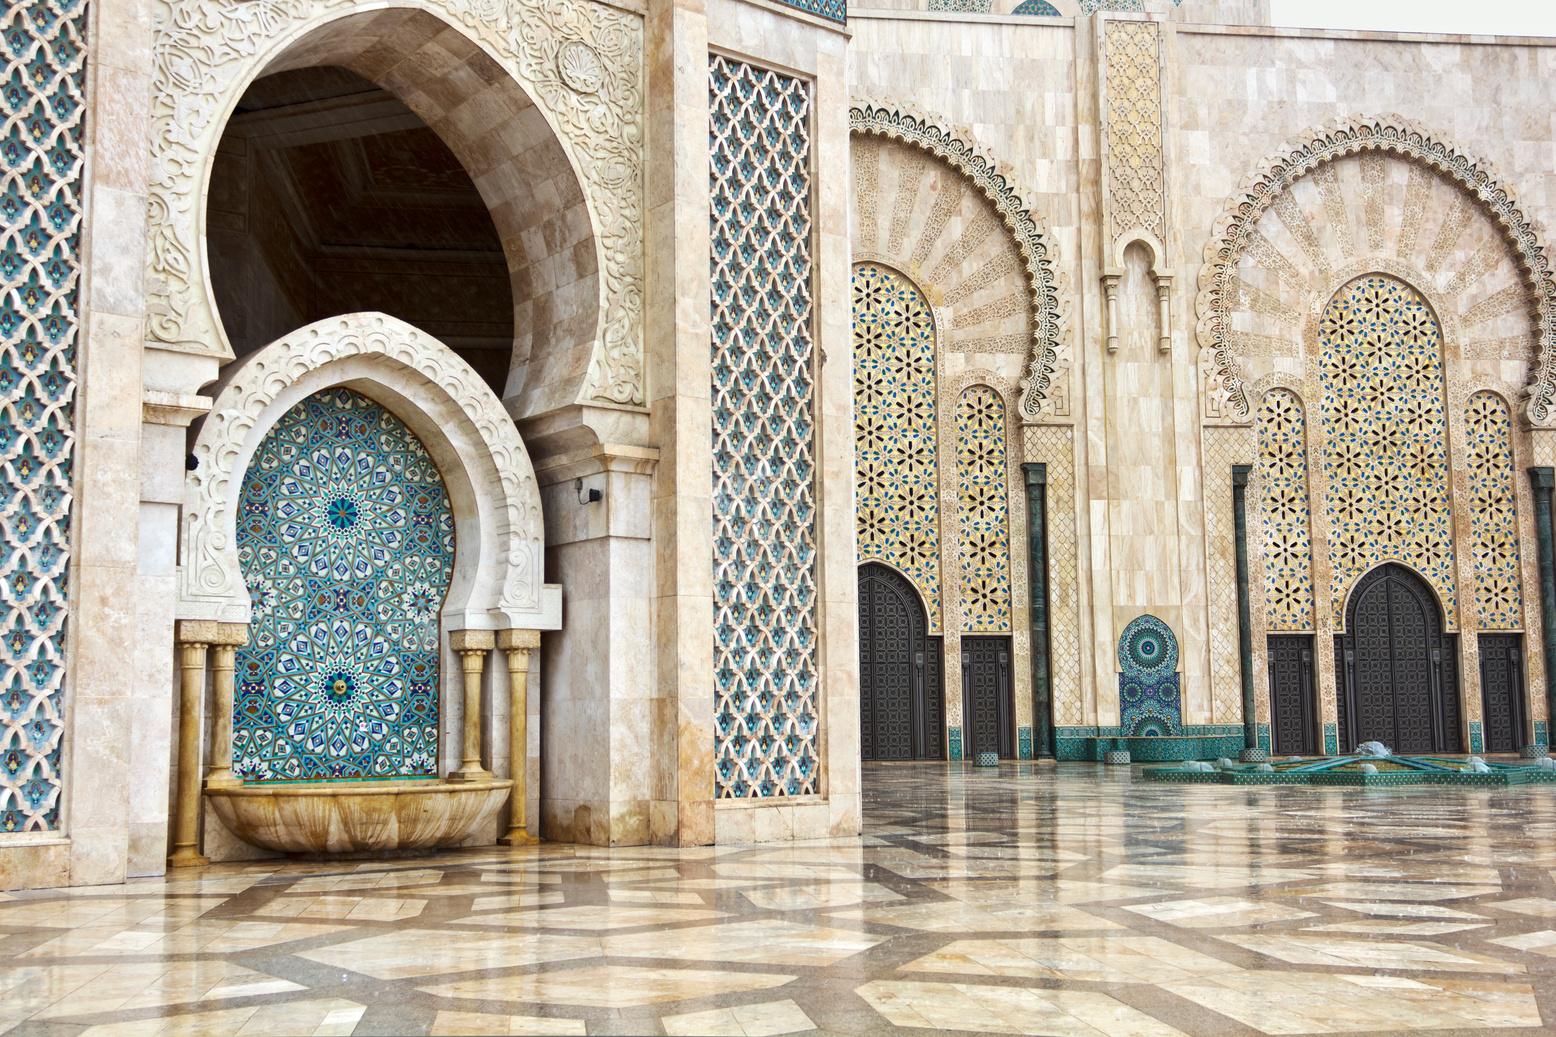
[
  {"x1": 1118, "y1": 615, "x2": 1182, "y2": 737},
  {"x1": 1017, "y1": 726, "x2": 1033, "y2": 760},
  {"x1": 948, "y1": 726, "x2": 963, "y2": 761},
  {"x1": 0, "y1": 0, "x2": 84, "y2": 833},
  {"x1": 709, "y1": 56, "x2": 818, "y2": 798},
  {"x1": 233, "y1": 389, "x2": 453, "y2": 782},
  {"x1": 770, "y1": 0, "x2": 844, "y2": 22},
  {"x1": 1324, "y1": 722, "x2": 1339, "y2": 757},
  {"x1": 1537, "y1": 720, "x2": 1548, "y2": 748},
  {"x1": 1469, "y1": 721, "x2": 1484, "y2": 755},
  {"x1": 1464, "y1": 392, "x2": 1523, "y2": 630},
  {"x1": 1319, "y1": 276, "x2": 1457, "y2": 628},
  {"x1": 1012, "y1": 0, "x2": 1062, "y2": 13},
  {"x1": 853, "y1": 264, "x2": 941, "y2": 628},
  {"x1": 956, "y1": 387, "x2": 1012, "y2": 633},
  {"x1": 1257, "y1": 390, "x2": 1315, "y2": 632}
]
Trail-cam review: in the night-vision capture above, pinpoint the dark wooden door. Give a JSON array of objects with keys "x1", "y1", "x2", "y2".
[
  {"x1": 1337, "y1": 563, "x2": 1460, "y2": 754},
  {"x1": 1267, "y1": 635, "x2": 1316, "y2": 755},
  {"x1": 1479, "y1": 634, "x2": 1526, "y2": 753},
  {"x1": 858, "y1": 563, "x2": 942, "y2": 760},
  {"x1": 961, "y1": 636, "x2": 1013, "y2": 759}
]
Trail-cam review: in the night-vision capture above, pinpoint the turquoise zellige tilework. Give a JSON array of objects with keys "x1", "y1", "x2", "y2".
[
  {"x1": 709, "y1": 56, "x2": 817, "y2": 798},
  {"x1": 0, "y1": 0, "x2": 85, "y2": 833}
]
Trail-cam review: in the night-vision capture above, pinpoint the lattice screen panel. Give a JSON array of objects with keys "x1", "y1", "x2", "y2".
[
  {"x1": 956, "y1": 387, "x2": 1012, "y2": 633},
  {"x1": 709, "y1": 56, "x2": 818, "y2": 798},
  {"x1": 0, "y1": 0, "x2": 84, "y2": 833},
  {"x1": 1257, "y1": 391, "x2": 1316, "y2": 632},
  {"x1": 1465, "y1": 392, "x2": 1523, "y2": 630}
]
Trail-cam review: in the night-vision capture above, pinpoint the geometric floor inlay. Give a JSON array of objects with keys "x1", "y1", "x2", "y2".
[{"x1": 4, "y1": 762, "x2": 1556, "y2": 1035}]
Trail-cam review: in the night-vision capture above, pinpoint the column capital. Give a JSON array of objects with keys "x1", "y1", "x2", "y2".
[
  {"x1": 213, "y1": 622, "x2": 249, "y2": 647},
  {"x1": 1020, "y1": 462, "x2": 1047, "y2": 487},
  {"x1": 176, "y1": 619, "x2": 220, "y2": 645},
  {"x1": 1529, "y1": 466, "x2": 1555, "y2": 491},
  {"x1": 496, "y1": 629, "x2": 542, "y2": 652},
  {"x1": 449, "y1": 629, "x2": 496, "y2": 652}
]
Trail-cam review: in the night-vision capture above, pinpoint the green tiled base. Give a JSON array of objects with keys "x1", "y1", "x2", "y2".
[
  {"x1": 1146, "y1": 756, "x2": 1556, "y2": 787},
  {"x1": 1055, "y1": 726, "x2": 1246, "y2": 762}
]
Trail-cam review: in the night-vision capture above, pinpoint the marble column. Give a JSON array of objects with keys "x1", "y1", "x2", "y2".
[
  {"x1": 168, "y1": 621, "x2": 213, "y2": 867},
  {"x1": 497, "y1": 629, "x2": 541, "y2": 844},
  {"x1": 449, "y1": 630, "x2": 495, "y2": 782},
  {"x1": 204, "y1": 624, "x2": 248, "y2": 789}
]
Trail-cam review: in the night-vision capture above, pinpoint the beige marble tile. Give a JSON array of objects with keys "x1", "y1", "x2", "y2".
[
  {"x1": 300, "y1": 928, "x2": 599, "y2": 979},
  {"x1": 1123, "y1": 897, "x2": 1318, "y2": 928},
  {"x1": 600, "y1": 919, "x2": 882, "y2": 966},
  {"x1": 661, "y1": 998, "x2": 815, "y2": 1036},
  {"x1": 1488, "y1": 897, "x2": 1556, "y2": 917},
  {"x1": 1301, "y1": 920, "x2": 1490, "y2": 935},
  {"x1": 74, "y1": 997, "x2": 364, "y2": 1037},
  {"x1": 420, "y1": 965, "x2": 795, "y2": 1008},
  {"x1": 856, "y1": 979, "x2": 1190, "y2": 1037},
  {"x1": 463, "y1": 904, "x2": 727, "y2": 930},
  {"x1": 1488, "y1": 929, "x2": 1556, "y2": 954},
  {"x1": 742, "y1": 883, "x2": 902, "y2": 911},
  {"x1": 900, "y1": 936, "x2": 1242, "y2": 983},
  {"x1": 1321, "y1": 901, "x2": 1486, "y2": 920},
  {"x1": 259, "y1": 896, "x2": 425, "y2": 921},
  {"x1": 1222, "y1": 933, "x2": 1522, "y2": 974},
  {"x1": 827, "y1": 901, "x2": 1123, "y2": 933},
  {"x1": 429, "y1": 1011, "x2": 586, "y2": 1035}
]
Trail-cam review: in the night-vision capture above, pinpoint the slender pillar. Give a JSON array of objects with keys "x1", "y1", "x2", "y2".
[
  {"x1": 169, "y1": 621, "x2": 213, "y2": 867},
  {"x1": 204, "y1": 623, "x2": 248, "y2": 789},
  {"x1": 1231, "y1": 465, "x2": 1260, "y2": 756},
  {"x1": 1528, "y1": 468, "x2": 1556, "y2": 744},
  {"x1": 449, "y1": 629, "x2": 495, "y2": 781},
  {"x1": 1154, "y1": 276, "x2": 1173, "y2": 354},
  {"x1": 1021, "y1": 462, "x2": 1053, "y2": 758},
  {"x1": 497, "y1": 629, "x2": 541, "y2": 844},
  {"x1": 1102, "y1": 273, "x2": 1121, "y2": 354}
]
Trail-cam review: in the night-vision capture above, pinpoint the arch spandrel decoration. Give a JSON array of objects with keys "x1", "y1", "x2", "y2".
[
  {"x1": 849, "y1": 102, "x2": 1068, "y2": 422},
  {"x1": 182, "y1": 312, "x2": 560, "y2": 631},
  {"x1": 1197, "y1": 115, "x2": 1554, "y2": 426},
  {"x1": 149, "y1": 0, "x2": 643, "y2": 408}
]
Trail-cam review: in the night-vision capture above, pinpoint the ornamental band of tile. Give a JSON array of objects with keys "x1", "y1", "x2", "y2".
[
  {"x1": 1104, "y1": 20, "x2": 1166, "y2": 241},
  {"x1": 956, "y1": 387, "x2": 1014, "y2": 634},
  {"x1": 1257, "y1": 390, "x2": 1316, "y2": 633}
]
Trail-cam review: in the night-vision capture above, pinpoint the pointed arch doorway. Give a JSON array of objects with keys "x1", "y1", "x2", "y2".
[
  {"x1": 858, "y1": 563, "x2": 944, "y2": 760},
  {"x1": 1336, "y1": 563, "x2": 1461, "y2": 754}
]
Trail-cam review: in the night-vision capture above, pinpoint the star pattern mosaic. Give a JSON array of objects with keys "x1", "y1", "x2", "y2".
[
  {"x1": 8, "y1": 764, "x2": 1556, "y2": 1035},
  {"x1": 1464, "y1": 392, "x2": 1524, "y2": 631},
  {"x1": 709, "y1": 56, "x2": 818, "y2": 798},
  {"x1": 1257, "y1": 390, "x2": 1316, "y2": 632},
  {"x1": 956, "y1": 387, "x2": 1012, "y2": 633},
  {"x1": 1319, "y1": 276, "x2": 1457, "y2": 629},
  {"x1": 853, "y1": 263, "x2": 941, "y2": 628},
  {"x1": 233, "y1": 388, "x2": 454, "y2": 782},
  {"x1": 0, "y1": 0, "x2": 84, "y2": 833},
  {"x1": 1118, "y1": 615, "x2": 1182, "y2": 737}
]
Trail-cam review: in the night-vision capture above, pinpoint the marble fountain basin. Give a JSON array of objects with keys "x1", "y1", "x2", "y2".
[{"x1": 206, "y1": 778, "x2": 512, "y2": 854}]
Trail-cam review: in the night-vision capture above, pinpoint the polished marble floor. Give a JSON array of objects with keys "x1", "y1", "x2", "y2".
[{"x1": 6, "y1": 762, "x2": 1556, "y2": 1035}]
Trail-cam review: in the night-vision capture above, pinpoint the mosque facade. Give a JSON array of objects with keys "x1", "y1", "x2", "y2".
[{"x1": 6, "y1": 0, "x2": 1556, "y2": 888}]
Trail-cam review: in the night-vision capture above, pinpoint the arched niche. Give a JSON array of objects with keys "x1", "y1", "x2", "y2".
[
  {"x1": 180, "y1": 311, "x2": 560, "y2": 632},
  {"x1": 149, "y1": 0, "x2": 644, "y2": 415}
]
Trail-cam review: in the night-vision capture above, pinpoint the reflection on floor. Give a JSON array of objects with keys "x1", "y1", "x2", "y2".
[{"x1": 5, "y1": 762, "x2": 1556, "y2": 1035}]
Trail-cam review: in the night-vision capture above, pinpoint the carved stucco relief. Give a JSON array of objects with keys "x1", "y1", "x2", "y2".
[
  {"x1": 850, "y1": 102, "x2": 1070, "y2": 422},
  {"x1": 183, "y1": 312, "x2": 558, "y2": 630},
  {"x1": 1197, "y1": 115, "x2": 1553, "y2": 426},
  {"x1": 149, "y1": 0, "x2": 644, "y2": 406}
]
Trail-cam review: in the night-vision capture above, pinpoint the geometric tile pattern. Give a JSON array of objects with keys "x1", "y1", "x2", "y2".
[
  {"x1": 1011, "y1": 0, "x2": 1062, "y2": 13},
  {"x1": 1257, "y1": 390, "x2": 1316, "y2": 632},
  {"x1": 1464, "y1": 392, "x2": 1523, "y2": 631},
  {"x1": 1105, "y1": 19, "x2": 1165, "y2": 239},
  {"x1": 928, "y1": 0, "x2": 991, "y2": 10},
  {"x1": 9, "y1": 764, "x2": 1556, "y2": 1035},
  {"x1": 853, "y1": 263, "x2": 941, "y2": 628},
  {"x1": 1024, "y1": 426, "x2": 1080, "y2": 726},
  {"x1": 1118, "y1": 615, "x2": 1182, "y2": 737},
  {"x1": 233, "y1": 389, "x2": 453, "y2": 782},
  {"x1": 709, "y1": 56, "x2": 817, "y2": 798},
  {"x1": 956, "y1": 387, "x2": 1012, "y2": 633},
  {"x1": 769, "y1": 0, "x2": 845, "y2": 23},
  {"x1": 0, "y1": 0, "x2": 85, "y2": 832},
  {"x1": 1319, "y1": 276, "x2": 1457, "y2": 629},
  {"x1": 1202, "y1": 426, "x2": 1256, "y2": 723}
]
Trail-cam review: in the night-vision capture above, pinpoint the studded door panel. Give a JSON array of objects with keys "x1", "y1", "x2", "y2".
[
  {"x1": 1479, "y1": 634, "x2": 1526, "y2": 754},
  {"x1": 1267, "y1": 635, "x2": 1315, "y2": 755}
]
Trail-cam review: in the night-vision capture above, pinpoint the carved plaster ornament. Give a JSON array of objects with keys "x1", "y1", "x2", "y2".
[
  {"x1": 147, "y1": 0, "x2": 645, "y2": 406},
  {"x1": 181, "y1": 313, "x2": 559, "y2": 630},
  {"x1": 849, "y1": 99, "x2": 1069, "y2": 423},
  {"x1": 1197, "y1": 114, "x2": 1555, "y2": 426}
]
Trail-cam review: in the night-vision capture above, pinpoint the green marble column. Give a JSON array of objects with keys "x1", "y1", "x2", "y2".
[
  {"x1": 1528, "y1": 467, "x2": 1556, "y2": 744},
  {"x1": 1232, "y1": 465, "x2": 1257, "y2": 751},
  {"x1": 1022, "y1": 463, "x2": 1053, "y2": 758}
]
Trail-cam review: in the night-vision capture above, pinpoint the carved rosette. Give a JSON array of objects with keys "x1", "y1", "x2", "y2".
[
  {"x1": 183, "y1": 313, "x2": 548, "y2": 625},
  {"x1": 1197, "y1": 114, "x2": 1555, "y2": 426},
  {"x1": 148, "y1": 0, "x2": 645, "y2": 405},
  {"x1": 849, "y1": 102, "x2": 1068, "y2": 423}
]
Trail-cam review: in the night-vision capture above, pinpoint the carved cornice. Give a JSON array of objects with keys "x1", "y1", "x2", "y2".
[
  {"x1": 148, "y1": 0, "x2": 644, "y2": 405},
  {"x1": 182, "y1": 312, "x2": 554, "y2": 629},
  {"x1": 849, "y1": 101, "x2": 1067, "y2": 422},
  {"x1": 1197, "y1": 113, "x2": 1554, "y2": 425}
]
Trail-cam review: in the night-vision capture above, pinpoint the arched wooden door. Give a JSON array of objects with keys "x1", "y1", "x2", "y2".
[
  {"x1": 858, "y1": 563, "x2": 943, "y2": 760},
  {"x1": 1337, "y1": 563, "x2": 1461, "y2": 754}
]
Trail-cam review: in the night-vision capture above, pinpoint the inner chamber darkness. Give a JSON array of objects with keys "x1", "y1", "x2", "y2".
[{"x1": 208, "y1": 66, "x2": 514, "y2": 394}]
